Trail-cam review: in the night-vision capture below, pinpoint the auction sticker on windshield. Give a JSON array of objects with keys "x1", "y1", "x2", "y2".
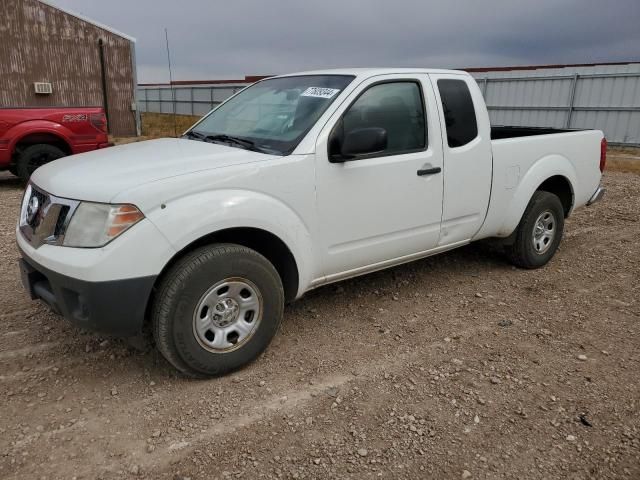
[{"x1": 301, "y1": 87, "x2": 341, "y2": 99}]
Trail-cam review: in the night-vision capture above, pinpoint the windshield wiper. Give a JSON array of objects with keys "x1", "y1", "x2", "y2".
[
  {"x1": 182, "y1": 130, "x2": 206, "y2": 141},
  {"x1": 186, "y1": 131, "x2": 272, "y2": 153},
  {"x1": 204, "y1": 134, "x2": 256, "y2": 150}
]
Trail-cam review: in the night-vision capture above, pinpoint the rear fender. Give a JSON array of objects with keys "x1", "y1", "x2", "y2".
[{"x1": 498, "y1": 154, "x2": 577, "y2": 236}]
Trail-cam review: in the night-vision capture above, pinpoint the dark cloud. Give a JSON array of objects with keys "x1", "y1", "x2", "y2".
[{"x1": 49, "y1": 0, "x2": 640, "y2": 82}]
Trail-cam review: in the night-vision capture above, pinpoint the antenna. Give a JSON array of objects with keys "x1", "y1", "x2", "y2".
[{"x1": 165, "y1": 28, "x2": 177, "y2": 137}]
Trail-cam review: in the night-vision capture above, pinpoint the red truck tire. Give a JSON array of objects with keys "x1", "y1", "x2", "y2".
[{"x1": 16, "y1": 144, "x2": 66, "y2": 181}]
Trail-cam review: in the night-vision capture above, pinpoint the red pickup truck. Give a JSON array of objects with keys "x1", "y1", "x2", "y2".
[{"x1": 0, "y1": 107, "x2": 111, "y2": 180}]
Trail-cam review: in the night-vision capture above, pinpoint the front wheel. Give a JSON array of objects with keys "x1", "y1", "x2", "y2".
[
  {"x1": 152, "y1": 244, "x2": 284, "y2": 377},
  {"x1": 505, "y1": 191, "x2": 565, "y2": 269}
]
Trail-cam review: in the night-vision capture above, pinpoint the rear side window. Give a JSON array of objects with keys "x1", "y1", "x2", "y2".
[{"x1": 437, "y1": 79, "x2": 478, "y2": 147}]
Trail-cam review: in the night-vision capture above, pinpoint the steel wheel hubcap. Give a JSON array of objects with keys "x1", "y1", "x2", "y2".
[
  {"x1": 532, "y1": 210, "x2": 556, "y2": 254},
  {"x1": 193, "y1": 277, "x2": 263, "y2": 352}
]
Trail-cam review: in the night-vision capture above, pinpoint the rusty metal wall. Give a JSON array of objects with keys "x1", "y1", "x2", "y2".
[{"x1": 0, "y1": 0, "x2": 137, "y2": 136}]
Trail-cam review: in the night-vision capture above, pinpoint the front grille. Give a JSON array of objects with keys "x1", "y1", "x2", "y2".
[
  {"x1": 53, "y1": 205, "x2": 71, "y2": 237},
  {"x1": 27, "y1": 188, "x2": 48, "y2": 228},
  {"x1": 19, "y1": 184, "x2": 79, "y2": 248}
]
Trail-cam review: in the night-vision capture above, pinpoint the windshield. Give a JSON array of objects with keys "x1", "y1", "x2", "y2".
[{"x1": 186, "y1": 75, "x2": 355, "y2": 155}]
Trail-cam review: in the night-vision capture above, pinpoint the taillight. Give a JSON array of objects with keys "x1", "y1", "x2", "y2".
[
  {"x1": 599, "y1": 137, "x2": 607, "y2": 173},
  {"x1": 90, "y1": 112, "x2": 108, "y2": 133}
]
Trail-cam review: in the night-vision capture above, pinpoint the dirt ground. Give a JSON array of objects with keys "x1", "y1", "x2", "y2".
[{"x1": 1, "y1": 157, "x2": 639, "y2": 479}]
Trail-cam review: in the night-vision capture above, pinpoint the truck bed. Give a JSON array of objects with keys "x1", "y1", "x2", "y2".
[
  {"x1": 476, "y1": 128, "x2": 604, "y2": 240},
  {"x1": 491, "y1": 125, "x2": 577, "y2": 140}
]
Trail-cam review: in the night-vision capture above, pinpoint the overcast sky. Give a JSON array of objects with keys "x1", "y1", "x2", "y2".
[{"x1": 48, "y1": 0, "x2": 640, "y2": 83}]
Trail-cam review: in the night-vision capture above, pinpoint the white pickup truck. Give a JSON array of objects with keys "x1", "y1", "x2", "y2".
[{"x1": 18, "y1": 68, "x2": 606, "y2": 377}]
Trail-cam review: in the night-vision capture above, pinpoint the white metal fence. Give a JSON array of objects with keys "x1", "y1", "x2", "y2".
[
  {"x1": 137, "y1": 83, "x2": 248, "y2": 117},
  {"x1": 471, "y1": 63, "x2": 640, "y2": 146},
  {"x1": 137, "y1": 64, "x2": 640, "y2": 145}
]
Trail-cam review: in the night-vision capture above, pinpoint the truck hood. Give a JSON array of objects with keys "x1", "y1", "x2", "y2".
[{"x1": 31, "y1": 138, "x2": 278, "y2": 203}]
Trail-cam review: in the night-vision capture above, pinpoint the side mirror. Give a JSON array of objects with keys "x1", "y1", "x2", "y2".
[{"x1": 330, "y1": 127, "x2": 387, "y2": 162}]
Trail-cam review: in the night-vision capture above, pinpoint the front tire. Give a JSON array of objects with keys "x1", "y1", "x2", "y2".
[
  {"x1": 506, "y1": 191, "x2": 565, "y2": 269},
  {"x1": 152, "y1": 244, "x2": 284, "y2": 377}
]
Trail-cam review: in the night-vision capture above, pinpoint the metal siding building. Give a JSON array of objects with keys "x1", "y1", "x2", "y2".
[
  {"x1": 0, "y1": 0, "x2": 139, "y2": 136},
  {"x1": 469, "y1": 62, "x2": 640, "y2": 146}
]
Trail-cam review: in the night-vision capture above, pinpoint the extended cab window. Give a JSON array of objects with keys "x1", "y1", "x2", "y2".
[
  {"x1": 437, "y1": 79, "x2": 478, "y2": 147},
  {"x1": 335, "y1": 81, "x2": 426, "y2": 158}
]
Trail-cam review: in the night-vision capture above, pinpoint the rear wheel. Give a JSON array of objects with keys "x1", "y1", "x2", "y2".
[
  {"x1": 506, "y1": 191, "x2": 565, "y2": 269},
  {"x1": 16, "y1": 144, "x2": 66, "y2": 181},
  {"x1": 152, "y1": 244, "x2": 284, "y2": 377}
]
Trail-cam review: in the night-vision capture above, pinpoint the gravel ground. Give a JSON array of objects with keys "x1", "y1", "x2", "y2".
[{"x1": 0, "y1": 168, "x2": 638, "y2": 480}]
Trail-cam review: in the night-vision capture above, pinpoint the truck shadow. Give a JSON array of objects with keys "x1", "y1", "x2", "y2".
[
  {"x1": 0, "y1": 172, "x2": 24, "y2": 190},
  {"x1": 38, "y1": 240, "x2": 512, "y2": 380},
  {"x1": 159, "y1": 241, "x2": 510, "y2": 378},
  {"x1": 295, "y1": 240, "x2": 508, "y2": 306}
]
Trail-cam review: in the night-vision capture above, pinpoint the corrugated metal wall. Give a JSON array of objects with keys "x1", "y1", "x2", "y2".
[
  {"x1": 139, "y1": 64, "x2": 640, "y2": 146},
  {"x1": 137, "y1": 84, "x2": 248, "y2": 116},
  {"x1": 0, "y1": 0, "x2": 137, "y2": 136},
  {"x1": 471, "y1": 63, "x2": 640, "y2": 145}
]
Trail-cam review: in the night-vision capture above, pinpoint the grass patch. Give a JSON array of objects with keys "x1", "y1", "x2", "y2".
[
  {"x1": 607, "y1": 158, "x2": 640, "y2": 175},
  {"x1": 141, "y1": 112, "x2": 202, "y2": 138},
  {"x1": 608, "y1": 146, "x2": 640, "y2": 175},
  {"x1": 112, "y1": 112, "x2": 202, "y2": 145}
]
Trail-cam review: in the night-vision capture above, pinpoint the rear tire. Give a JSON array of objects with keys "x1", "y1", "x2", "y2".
[
  {"x1": 506, "y1": 191, "x2": 565, "y2": 269},
  {"x1": 16, "y1": 144, "x2": 66, "y2": 181},
  {"x1": 152, "y1": 244, "x2": 284, "y2": 378}
]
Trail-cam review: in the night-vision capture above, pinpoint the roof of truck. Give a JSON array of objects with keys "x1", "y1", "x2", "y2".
[{"x1": 276, "y1": 68, "x2": 469, "y2": 78}]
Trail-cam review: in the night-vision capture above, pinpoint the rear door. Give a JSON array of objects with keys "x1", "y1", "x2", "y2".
[
  {"x1": 314, "y1": 74, "x2": 445, "y2": 280},
  {"x1": 429, "y1": 74, "x2": 492, "y2": 244}
]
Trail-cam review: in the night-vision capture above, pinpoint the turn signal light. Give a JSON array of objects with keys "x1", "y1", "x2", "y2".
[{"x1": 107, "y1": 204, "x2": 145, "y2": 237}]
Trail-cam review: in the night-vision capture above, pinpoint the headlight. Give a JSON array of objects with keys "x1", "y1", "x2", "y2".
[{"x1": 63, "y1": 202, "x2": 145, "y2": 248}]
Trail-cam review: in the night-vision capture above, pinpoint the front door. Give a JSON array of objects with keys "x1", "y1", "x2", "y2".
[{"x1": 314, "y1": 74, "x2": 445, "y2": 281}]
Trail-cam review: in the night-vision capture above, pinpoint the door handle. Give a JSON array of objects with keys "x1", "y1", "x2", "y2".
[{"x1": 417, "y1": 166, "x2": 441, "y2": 176}]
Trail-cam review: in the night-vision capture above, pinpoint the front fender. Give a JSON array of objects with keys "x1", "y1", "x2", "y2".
[
  {"x1": 498, "y1": 154, "x2": 577, "y2": 236},
  {"x1": 144, "y1": 189, "x2": 314, "y2": 296}
]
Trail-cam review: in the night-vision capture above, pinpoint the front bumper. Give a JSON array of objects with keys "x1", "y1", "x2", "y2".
[
  {"x1": 19, "y1": 253, "x2": 156, "y2": 336},
  {"x1": 587, "y1": 185, "x2": 606, "y2": 206}
]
